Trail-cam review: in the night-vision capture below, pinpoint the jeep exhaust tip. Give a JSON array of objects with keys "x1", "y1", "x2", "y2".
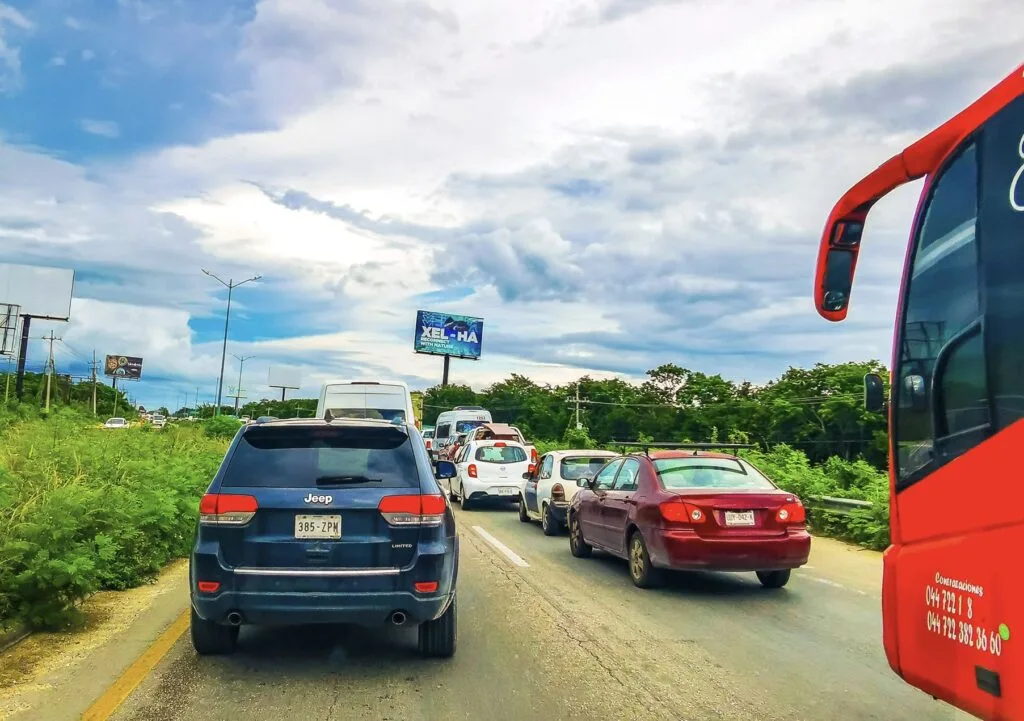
[
  {"x1": 226, "y1": 611, "x2": 243, "y2": 626},
  {"x1": 390, "y1": 611, "x2": 407, "y2": 626}
]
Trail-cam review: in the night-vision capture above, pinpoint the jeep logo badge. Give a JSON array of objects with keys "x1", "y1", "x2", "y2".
[{"x1": 303, "y1": 493, "x2": 333, "y2": 505}]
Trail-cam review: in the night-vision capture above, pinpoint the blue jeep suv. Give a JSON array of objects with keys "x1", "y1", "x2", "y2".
[{"x1": 189, "y1": 417, "x2": 459, "y2": 657}]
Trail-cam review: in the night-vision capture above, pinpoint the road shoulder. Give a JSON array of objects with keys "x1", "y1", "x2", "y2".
[{"x1": 0, "y1": 559, "x2": 189, "y2": 721}]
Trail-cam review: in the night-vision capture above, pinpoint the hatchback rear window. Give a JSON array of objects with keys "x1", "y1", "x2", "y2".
[
  {"x1": 475, "y1": 445, "x2": 528, "y2": 463},
  {"x1": 652, "y1": 458, "x2": 776, "y2": 490},
  {"x1": 222, "y1": 425, "x2": 419, "y2": 488},
  {"x1": 560, "y1": 457, "x2": 614, "y2": 480}
]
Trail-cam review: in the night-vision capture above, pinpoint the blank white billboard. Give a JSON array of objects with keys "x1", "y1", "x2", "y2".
[
  {"x1": 0, "y1": 263, "x2": 75, "y2": 320},
  {"x1": 268, "y1": 365, "x2": 301, "y2": 389}
]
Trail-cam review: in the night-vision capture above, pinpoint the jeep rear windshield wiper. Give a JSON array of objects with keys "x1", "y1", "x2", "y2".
[{"x1": 315, "y1": 475, "x2": 383, "y2": 485}]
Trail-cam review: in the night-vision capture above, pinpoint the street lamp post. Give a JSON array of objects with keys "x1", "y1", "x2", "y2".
[
  {"x1": 232, "y1": 354, "x2": 255, "y2": 415},
  {"x1": 202, "y1": 269, "x2": 261, "y2": 416}
]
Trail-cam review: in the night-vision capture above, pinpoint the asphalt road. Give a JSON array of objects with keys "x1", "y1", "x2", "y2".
[{"x1": 107, "y1": 505, "x2": 958, "y2": 721}]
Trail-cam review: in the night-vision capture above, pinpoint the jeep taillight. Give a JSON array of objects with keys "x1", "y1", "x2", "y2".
[
  {"x1": 551, "y1": 483, "x2": 565, "y2": 502},
  {"x1": 468, "y1": 464, "x2": 478, "y2": 478},
  {"x1": 378, "y1": 494, "x2": 446, "y2": 526},
  {"x1": 199, "y1": 493, "x2": 258, "y2": 525}
]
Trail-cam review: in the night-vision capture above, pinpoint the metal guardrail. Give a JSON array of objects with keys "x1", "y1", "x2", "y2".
[{"x1": 807, "y1": 495, "x2": 874, "y2": 516}]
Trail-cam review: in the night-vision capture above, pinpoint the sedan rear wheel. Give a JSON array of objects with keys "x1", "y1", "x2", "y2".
[
  {"x1": 518, "y1": 497, "x2": 530, "y2": 522},
  {"x1": 541, "y1": 503, "x2": 560, "y2": 536},
  {"x1": 629, "y1": 532, "x2": 663, "y2": 589},
  {"x1": 568, "y1": 513, "x2": 592, "y2": 558},
  {"x1": 756, "y1": 569, "x2": 791, "y2": 589}
]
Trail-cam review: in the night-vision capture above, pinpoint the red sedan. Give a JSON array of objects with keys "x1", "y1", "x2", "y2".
[{"x1": 566, "y1": 449, "x2": 811, "y2": 589}]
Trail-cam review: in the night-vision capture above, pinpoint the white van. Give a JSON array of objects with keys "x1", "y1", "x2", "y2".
[
  {"x1": 316, "y1": 380, "x2": 415, "y2": 424},
  {"x1": 432, "y1": 406, "x2": 492, "y2": 460}
]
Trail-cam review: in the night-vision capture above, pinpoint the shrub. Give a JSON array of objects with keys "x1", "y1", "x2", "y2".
[
  {"x1": 203, "y1": 415, "x2": 242, "y2": 439},
  {"x1": 0, "y1": 418, "x2": 228, "y2": 629}
]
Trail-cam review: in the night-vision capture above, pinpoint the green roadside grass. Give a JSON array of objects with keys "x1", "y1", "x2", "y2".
[{"x1": 0, "y1": 409, "x2": 232, "y2": 630}]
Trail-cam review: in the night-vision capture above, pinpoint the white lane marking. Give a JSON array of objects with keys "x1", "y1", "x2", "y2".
[
  {"x1": 804, "y1": 575, "x2": 869, "y2": 596},
  {"x1": 472, "y1": 525, "x2": 529, "y2": 568}
]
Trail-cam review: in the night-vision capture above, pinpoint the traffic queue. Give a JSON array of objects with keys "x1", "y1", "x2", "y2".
[{"x1": 427, "y1": 406, "x2": 811, "y2": 590}]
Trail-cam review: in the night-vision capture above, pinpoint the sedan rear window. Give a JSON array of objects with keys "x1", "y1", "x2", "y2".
[
  {"x1": 222, "y1": 425, "x2": 419, "y2": 488},
  {"x1": 475, "y1": 445, "x2": 528, "y2": 463},
  {"x1": 560, "y1": 457, "x2": 613, "y2": 480},
  {"x1": 653, "y1": 458, "x2": 776, "y2": 490}
]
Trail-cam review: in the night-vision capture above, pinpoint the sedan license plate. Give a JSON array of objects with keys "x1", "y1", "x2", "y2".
[
  {"x1": 724, "y1": 510, "x2": 755, "y2": 527},
  {"x1": 495, "y1": 487, "x2": 517, "y2": 496},
  {"x1": 295, "y1": 514, "x2": 341, "y2": 539}
]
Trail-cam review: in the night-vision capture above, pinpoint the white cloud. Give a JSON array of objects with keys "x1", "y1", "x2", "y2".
[
  {"x1": 79, "y1": 119, "x2": 120, "y2": 138},
  {"x1": 81, "y1": 48, "x2": 95, "y2": 61},
  {"x1": 0, "y1": 2, "x2": 31, "y2": 93},
  {"x1": 2, "y1": 0, "x2": 1018, "y2": 409}
]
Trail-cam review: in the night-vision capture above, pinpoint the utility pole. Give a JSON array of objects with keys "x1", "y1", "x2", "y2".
[
  {"x1": 4, "y1": 357, "x2": 11, "y2": 405},
  {"x1": 202, "y1": 269, "x2": 262, "y2": 416},
  {"x1": 231, "y1": 354, "x2": 255, "y2": 414},
  {"x1": 42, "y1": 331, "x2": 59, "y2": 412},
  {"x1": 90, "y1": 350, "x2": 98, "y2": 415}
]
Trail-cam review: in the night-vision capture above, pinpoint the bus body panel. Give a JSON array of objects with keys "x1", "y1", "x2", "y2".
[{"x1": 813, "y1": 64, "x2": 1024, "y2": 720}]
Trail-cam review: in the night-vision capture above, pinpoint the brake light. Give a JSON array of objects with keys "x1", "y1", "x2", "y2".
[
  {"x1": 494, "y1": 442, "x2": 506, "y2": 447},
  {"x1": 660, "y1": 499, "x2": 706, "y2": 524},
  {"x1": 378, "y1": 494, "x2": 446, "y2": 526},
  {"x1": 531, "y1": 447, "x2": 538, "y2": 464},
  {"x1": 414, "y1": 581, "x2": 438, "y2": 593},
  {"x1": 197, "y1": 581, "x2": 220, "y2": 593},
  {"x1": 776, "y1": 501, "x2": 806, "y2": 524},
  {"x1": 199, "y1": 493, "x2": 258, "y2": 525},
  {"x1": 551, "y1": 483, "x2": 565, "y2": 502},
  {"x1": 468, "y1": 464, "x2": 478, "y2": 478}
]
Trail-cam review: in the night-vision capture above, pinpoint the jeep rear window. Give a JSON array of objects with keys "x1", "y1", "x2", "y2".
[
  {"x1": 475, "y1": 445, "x2": 528, "y2": 463},
  {"x1": 222, "y1": 426, "x2": 420, "y2": 488}
]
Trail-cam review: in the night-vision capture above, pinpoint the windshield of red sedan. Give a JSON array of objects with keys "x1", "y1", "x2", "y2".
[{"x1": 653, "y1": 457, "x2": 776, "y2": 490}]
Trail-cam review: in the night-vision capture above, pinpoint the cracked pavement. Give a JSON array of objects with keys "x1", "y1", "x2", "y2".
[{"x1": 90, "y1": 506, "x2": 956, "y2": 721}]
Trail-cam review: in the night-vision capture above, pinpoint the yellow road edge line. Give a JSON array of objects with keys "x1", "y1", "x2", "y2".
[{"x1": 80, "y1": 608, "x2": 190, "y2": 721}]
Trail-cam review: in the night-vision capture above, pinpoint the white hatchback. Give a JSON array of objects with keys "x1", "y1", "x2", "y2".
[{"x1": 447, "y1": 440, "x2": 531, "y2": 510}]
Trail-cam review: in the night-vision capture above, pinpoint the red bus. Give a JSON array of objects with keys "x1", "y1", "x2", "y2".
[{"x1": 813, "y1": 63, "x2": 1024, "y2": 720}]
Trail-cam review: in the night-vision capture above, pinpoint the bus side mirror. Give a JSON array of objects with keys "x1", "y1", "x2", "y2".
[
  {"x1": 864, "y1": 372, "x2": 885, "y2": 413},
  {"x1": 820, "y1": 247, "x2": 855, "y2": 313}
]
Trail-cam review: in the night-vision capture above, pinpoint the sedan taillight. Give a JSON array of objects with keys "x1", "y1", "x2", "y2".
[
  {"x1": 467, "y1": 464, "x2": 478, "y2": 478},
  {"x1": 199, "y1": 493, "x2": 258, "y2": 525},
  {"x1": 776, "y1": 501, "x2": 806, "y2": 524},
  {"x1": 659, "y1": 499, "x2": 706, "y2": 524}
]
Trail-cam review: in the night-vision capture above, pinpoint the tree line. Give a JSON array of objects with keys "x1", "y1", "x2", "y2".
[{"x1": 421, "y1": 361, "x2": 889, "y2": 468}]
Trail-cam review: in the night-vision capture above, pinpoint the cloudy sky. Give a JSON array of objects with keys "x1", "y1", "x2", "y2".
[{"x1": 0, "y1": 0, "x2": 1019, "y2": 410}]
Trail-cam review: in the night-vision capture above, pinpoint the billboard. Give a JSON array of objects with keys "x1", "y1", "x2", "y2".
[
  {"x1": 0, "y1": 263, "x2": 75, "y2": 320},
  {"x1": 268, "y1": 365, "x2": 301, "y2": 389},
  {"x1": 413, "y1": 310, "x2": 483, "y2": 360},
  {"x1": 104, "y1": 355, "x2": 143, "y2": 379}
]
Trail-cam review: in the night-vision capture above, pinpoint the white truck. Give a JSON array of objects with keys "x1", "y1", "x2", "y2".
[{"x1": 316, "y1": 380, "x2": 415, "y2": 424}]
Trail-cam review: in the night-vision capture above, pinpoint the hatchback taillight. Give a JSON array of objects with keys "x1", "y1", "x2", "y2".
[
  {"x1": 199, "y1": 493, "x2": 258, "y2": 525},
  {"x1": 378, "y1": 494, "x2": 446, "y2": 526},
  {"x1": 551, "y1": 483, "x2": 565, "y2": 502},
  {"x1": 776, "y1": 501, "x2": 806, "y2": 524},
  {"x1": 659, "y1": 499, "x2": 706, "y2": 524},
  {"x1": 467, "y1": 464, "x2": 478, "y2": 478}
]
